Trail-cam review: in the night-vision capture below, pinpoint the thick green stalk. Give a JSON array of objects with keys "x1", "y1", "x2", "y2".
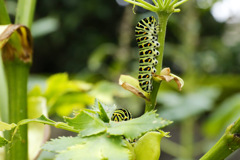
[
  {"x1": 15, "y1": 0, "x2": 37, "y2": 28},
  {"x1": 5, "y1": 60, "x2": 30, "y2": 160},
  {"x1": 0, "y1": 50, "x2": 8, "y2": 123},
  {"x1": 145, "y1": 12, "x2": 171, "y2": 112},
  {"x1": 200, "y1": 117, "x2": 240, "y2": 160},
  {"x1": 1, "y1": 0, "x2": 36, "y2": 159}
]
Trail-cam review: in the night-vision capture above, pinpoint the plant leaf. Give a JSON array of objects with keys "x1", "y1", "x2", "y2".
[
  {"x1": 202, "y1": 93, "x2": 240, "y2": 138},
  {"x1": 91, "y1": 99, "x2": 115, "y2": 122},
  {"x1": 157, "y1": 87, "x2": 220, "y2": 121},
  {"x1": 153, "y1": 67, "x2": 184, "y2": 91},
  {"x1": 0, "y1": 121, "x2": 16, "y2": 131},
  {"x1": 107, "y1": 111, "x2": 172, "y2": 140},
  {"x1": 53, "y1": 134, "x2": 133, "y2": 160},
  {"x1": 134, "y1": 131, "x2": 169, "y2": 160},
  {"x1": 42, "y1": 136, "x2": 86, "y2": 153},
  {"x1": 0, "y1": 136, "x2": 9, "y2": 147},
  {"x1": 64, "y1": 111, "x2": 107, "y2": 137},
  {"x1": 0, "y1": 24, "x2": 33, "y2": 63},
  {"x1": 43, "y1": 73, "x2": 94, "y2": 116},
  {"x1": 97, "y1": 101, "x2": 110, "y2": 123},
  {"x1": 119, "y1": 74, "x2": 149, "y2": 101}
]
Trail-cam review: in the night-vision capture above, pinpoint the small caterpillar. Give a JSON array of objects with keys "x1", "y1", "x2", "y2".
[
  {"x1": 111, "y1": 108, "x2": 132, "y2": 122},
  {"x1": 135, "y1": 16, "x2": 160, "y2": 92}
]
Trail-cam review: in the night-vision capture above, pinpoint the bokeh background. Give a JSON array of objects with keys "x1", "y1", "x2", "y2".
[{"x1": 4, "y1": 0, "x2": 240, "y2": 159}]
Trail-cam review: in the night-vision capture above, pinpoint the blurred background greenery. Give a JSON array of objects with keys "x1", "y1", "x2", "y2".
[{"x1": 4, "y1": 0, "x2": 240, "y2": 159}]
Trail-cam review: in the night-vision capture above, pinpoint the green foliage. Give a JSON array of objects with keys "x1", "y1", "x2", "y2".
[
  {"x1": 65, "y1": 111, "x2": 107, "y2": 137},
  {"x1": 203, "y1": 93, "x2": 240, "y2": 138},
  {"x1": 43, "y1": 134, "x2": 133, "y2": 160},
  {"x1": 39, "y1": 99, "x2": 172, "y2": 159},
  {"x1": 0, "y1": 121, "x2": 16, "y2": 147},
  {"x1": 0, "y1": 121, "x2": 16, "y2": 131},
  {"x1": 157, "y1": 87, "x2": 220, "y2": 121},
  {"x1": 108, "y1": 111, "x2": 172, "y2": 140},
  {"x1": 134, "y1": 131, "x2": 169, "y2": 160},
  {"x1": 0, "y1": 98, "x2": 171, "y2": 159},
  {"x1": 29, "y1": 73, "x2": 94, "y2": 116},
  {"x1": 92, "y1": 100, "x2": 112, "y2": 123},
  {"x1": 0, "y1": 136, "x2": 8, "y2": 147}
]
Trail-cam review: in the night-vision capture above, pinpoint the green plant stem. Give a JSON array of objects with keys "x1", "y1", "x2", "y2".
[
  {"x1": 0, "y1": 0, "x2": 11, "y2": 24},
  {"x1": 0, "y1": 50, "x2": 8, "y2": 123},
  {"x1": 3, "y1": 1, "x2": 36, "y2": 159},
  {"x1": 15, "y1": 0, "x2": 37, "y2": 28},
  {"x1": 145, "y1": 12, "x2": 171, "y2": 112},
  {"x1": 161, "y1": 138, "x2": 187, "y2": 157},
  {"x1": 200, "y1": 117, "x2": 240, "y2": 160},
  {"x1": 180, "y1": 117, "x2": 194, "y2": 159},
  {"x1": 5, "y1": 60, "x2": 30, "y2": 160}
]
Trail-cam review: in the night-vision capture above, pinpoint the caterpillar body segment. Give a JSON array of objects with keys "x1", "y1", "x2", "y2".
[
  {"x1": 139, "y1": 48, "x2": 160, "y2": 57},
  {"x1": 135, "y1": 16, "x2": 160, "y2": 93},
  {"x1": 139, "y1": 57, "x2": 158, "y2": 66},
  {"x1": 136, "y1": 36, "x2": 158, "y2": 43},
  {"x1": 111, "y1": 108, "x2": 132, "y2": 122},
  {"x1": 138, "y1": 41, "x2": 160, "y2": 49}
]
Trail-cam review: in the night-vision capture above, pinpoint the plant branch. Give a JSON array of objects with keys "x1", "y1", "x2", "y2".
[
  {"x1": 164, "y1": 0, "x2": 172, "y2": 9},
  {"x1": 152, "y1": 0, "x2": 159, "y2": 7},
  {"x1": 200, "y1": 117, "x2": 240, "y2": 160},
  {"x1": 157, "y1": 0, "x2": 164, "y2": 7},
  {"x1": 124, "y1": 0, "x2": 158, "y2": 11},
  {"x1": 169, "y1": 0, "x2": 179, "y2": 7},
  {"x1": 173, "y1": 0, "x2": 188, "y2": 8},
  {"x1": 136, "y1": 0, "x2": 158, "y2": 9}
]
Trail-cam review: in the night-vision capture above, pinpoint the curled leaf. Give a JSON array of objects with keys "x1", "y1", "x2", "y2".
[
  {"x1": 0, "y1": 24, "x2": 33, "y2": 63},
  {"x1": 134, "y1": 131, "x2": 170, "y2": 160},
  {"x1": 153, "y1": 67, "x2": 184, "y2": 91},
  {"x1": 119, "y1": 75, "x2": 149, "y2": 101}
]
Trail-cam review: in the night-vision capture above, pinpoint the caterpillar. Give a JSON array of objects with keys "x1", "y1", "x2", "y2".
[
  {"x1": 111, "y1": 108, "x2": 132, "y2": 122},
  {"x1": 135, "y1": 16, "x2": 160, "y2": 92}
]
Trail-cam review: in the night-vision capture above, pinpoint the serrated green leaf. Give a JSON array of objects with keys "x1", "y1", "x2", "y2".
[
  {"x1": 64, "y1": 111, "x2": 107, "y2": 137},
  {"x1": 97, "y1": 101, "x2": 110, "y2": 123},
  {"x1": 92, "y1": 99, "x2": 116, "y2": 120},
  {"x1": 0, "y1": 136, "x2": 9, "y2": 147},
  {"x1": 107, "y1": 111, "x2": 172, "y2": 140},
  {"x1": 0, "y1": 121, "x2": 16, "y2": 131},
  {"x1": 54, "y1": 134, "x2": 132, "y2": 160},
  {"x1": 42, "y1": 136, "x2": 86, "y2": 152}
]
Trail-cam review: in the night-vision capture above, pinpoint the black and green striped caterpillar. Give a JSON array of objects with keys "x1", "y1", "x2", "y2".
[
  {"x1": 135, "y1": 16, "x2": 160, "y2": 93},
  {"x1": 111, "y1": 108, "x2": 132, "y2": 122}
]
